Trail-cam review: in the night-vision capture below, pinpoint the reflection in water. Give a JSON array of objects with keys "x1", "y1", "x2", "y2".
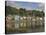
[
  {"x1": 6, "y1": 26, "x2": 44, "y2": 34},
  {"x1": 6, "y1": 15, "x2": 44, "y2": 34},
  {"x1": 27, "y1": 26, "x2": 44, "y2": 32}
]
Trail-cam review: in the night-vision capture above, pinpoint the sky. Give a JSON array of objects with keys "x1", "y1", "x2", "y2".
[{"x1": 6, "y1": 1, "x2": 44, "y2": 11}]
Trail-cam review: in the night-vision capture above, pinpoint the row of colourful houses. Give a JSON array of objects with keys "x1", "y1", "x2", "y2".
[{"x1": 6, "y1": 15, "x2": 44, "y2": 30}]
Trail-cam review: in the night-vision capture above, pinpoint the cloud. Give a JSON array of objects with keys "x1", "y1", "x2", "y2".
[
  {"x1": 6, "y1": 1, "x2": 44, "y2": 11},
  {"x1": 36, "y1": 3, "x2": 44, "y2": 11}
]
